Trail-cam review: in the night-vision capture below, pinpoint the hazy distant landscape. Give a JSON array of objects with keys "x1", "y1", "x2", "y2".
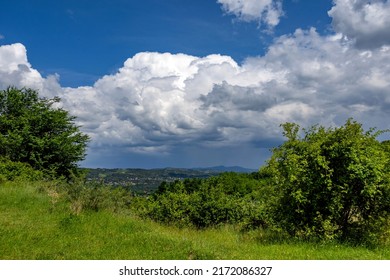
[{"x1": 85, "y1": 166, "x2": 256, "y2": 192}]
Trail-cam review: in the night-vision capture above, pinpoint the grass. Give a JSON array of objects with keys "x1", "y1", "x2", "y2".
[{"x1": 1, "y1": 180, "x2": 389, "y2": 260}]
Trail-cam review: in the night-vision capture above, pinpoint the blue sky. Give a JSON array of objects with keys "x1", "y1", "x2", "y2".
[{"x1": 1, "y1": 0, "x2": 390, "y2": 169}]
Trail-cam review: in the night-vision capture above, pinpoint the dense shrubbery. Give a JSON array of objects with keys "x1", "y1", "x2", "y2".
[
  {"x1": 0, "y1": 156, "x2": 43, "y2": 182},
  {"x1": 266, "y1": 119, "x2": 390, "y2": 244},
  {"x1": 142, "y1": 173, "x2": 272, "y2": 229},
  {"x1": 138, "y1": 119, "x2": 390, "y2": 245}
]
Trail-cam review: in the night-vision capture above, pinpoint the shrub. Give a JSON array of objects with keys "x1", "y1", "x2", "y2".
[
  {"x1": 145, "y1": 174, "x2": 270, "y2": 229},
  {"x1": 0, "y1": 156, "x2": 43, "y2": 182},
  {"x1": 146, "y1": 190, "x2": 194, "y2": 227},
  {"x1": 267, "y1": 119, "x2": 390, "y2": 244}
]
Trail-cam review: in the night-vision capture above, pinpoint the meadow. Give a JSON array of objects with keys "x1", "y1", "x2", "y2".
[{"x1": 1, "y1": 180, "x2": 389, "y2": 260}]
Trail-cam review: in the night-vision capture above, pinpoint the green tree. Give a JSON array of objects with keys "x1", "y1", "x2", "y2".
[
  {"x1": 267, "y1": 119, "x2": 390, "y2": 243},
  {"x1": 0, "y1": 87, "x2": 89, "y2": 178}
]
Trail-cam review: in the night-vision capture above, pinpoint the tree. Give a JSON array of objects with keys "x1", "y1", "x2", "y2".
[
  {"x1": 267, "y1": 119, "x2": 390, "y2": 243},
  {"x1": 0, "y1": 87, "x2": 89, "y2": 178}
]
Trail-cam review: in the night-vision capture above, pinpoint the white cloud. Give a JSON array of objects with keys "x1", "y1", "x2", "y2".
[
  {"x1": 46, "y1": 30, "x2": 390, "y2": 155},
  {"x1": 0, "y1": 43, "x2": 62, "y2": 96},
  {"x1": 0, "y1": 34, "x2": 4, "y2": 40},
  {"x1": 217, "y1": 0, "x2": 283, "y2": 29},
  {"x1": 329, "y1": 0, "x2": 390, "y2": 49},
  {"x1": 2, "y1": 28, "x2": 390, "y2": 157},
  {"x1": 0, "y1": 43, "x2": 45, "y2": 90}
]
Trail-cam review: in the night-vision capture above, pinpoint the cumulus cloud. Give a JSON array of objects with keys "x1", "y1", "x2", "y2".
[
  {"x1": 78, "y1": 29, "x2": 389, "y2": 150},
  {"x1": 2, "y1": 28, "x2": 390, "y2": 163},
  {"x1": 329, "y1": 0, "x2": 390, "y2": 49},
  {"x1": 217, "y1": 0, "x2": 283, "y2": 29},
  {"x1": 0, "y1": 43, "x2": 43, "y2": 89},
  {"x1": 0, "y1": 43, "x2": 62, "y2": 96},
  {"x1": 60, "y1": 52, "x2": 245, "y2": 150}
]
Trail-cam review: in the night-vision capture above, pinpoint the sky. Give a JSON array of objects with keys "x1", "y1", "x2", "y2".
[{"x1": 1, "y1": 0, "x2": 390, "y2": 169}]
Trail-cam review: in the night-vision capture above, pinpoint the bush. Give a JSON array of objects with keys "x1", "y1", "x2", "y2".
[
  {"x1": 146, "y1": 190, "x2": 194, "y2": 227},
  {"x1": 267, "y1": 119, "x2": 390, "y2": 244},
  {"x1": 0, "y1": 156, "x2": 43, "y2": 182},
  {"x1": 144, "y1": 174, "x2": 270, "y2": 229}
]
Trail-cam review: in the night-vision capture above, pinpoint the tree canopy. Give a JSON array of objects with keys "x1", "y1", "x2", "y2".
[{"x1": 0, "y1": 87, "x2": 89, "y2": 178}]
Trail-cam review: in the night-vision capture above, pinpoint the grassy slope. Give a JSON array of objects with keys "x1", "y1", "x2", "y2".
[{"x1": 1, "y1": 180, "x2": 389, "y2": 260}]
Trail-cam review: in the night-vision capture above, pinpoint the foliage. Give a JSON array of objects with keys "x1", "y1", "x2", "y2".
[
  {"x1": 0, "y1": 87, "x2": 89, "y2": 178},
  {"x1": 267, "y1": 118, "x2": 390, "y2": 243},
  {"x1": 0, "y1": 156, "x2": 43, "y2": 182},
  {"x1": 144, "y1": 173, "x2": 271, "y2": 229}
]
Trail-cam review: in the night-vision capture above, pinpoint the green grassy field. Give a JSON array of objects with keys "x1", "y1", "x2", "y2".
[{"x1": 1, "y1": 180, "x2": 389, "y2": 260}]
